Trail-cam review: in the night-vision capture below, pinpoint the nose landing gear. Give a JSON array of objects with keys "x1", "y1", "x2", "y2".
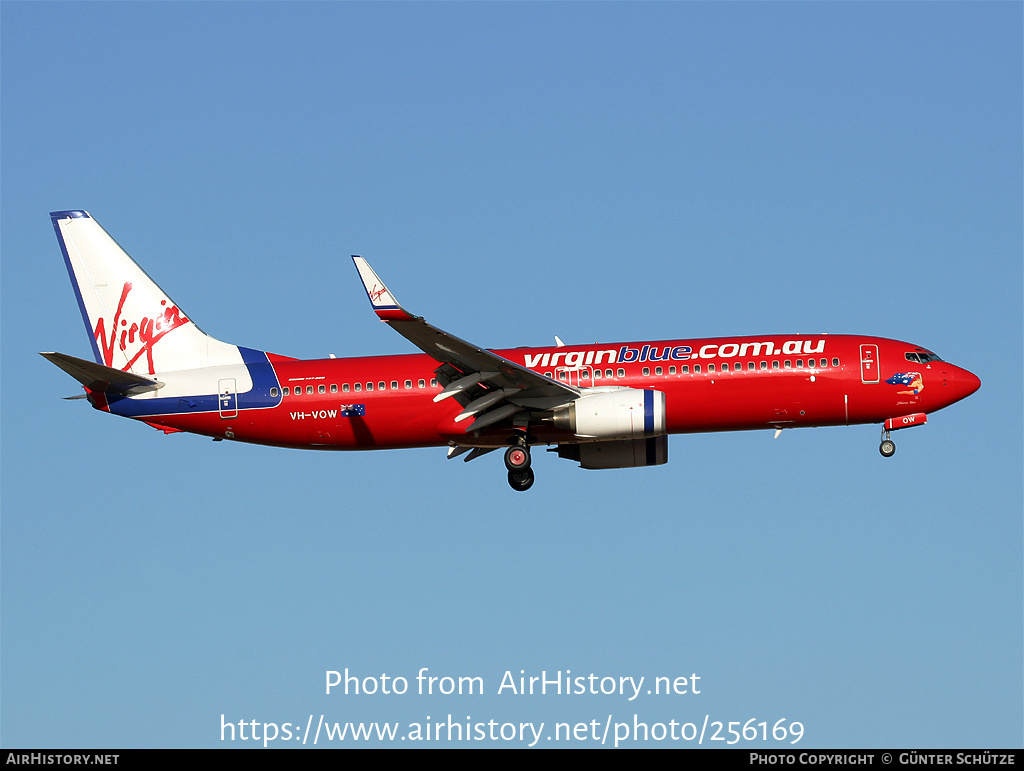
[{"x1": 879, "y1": 427, "x2": 896, "y2": 458}]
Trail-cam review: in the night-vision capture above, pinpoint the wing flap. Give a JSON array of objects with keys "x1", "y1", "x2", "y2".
[{"x1": 434, "y1": 371, "x2": 501, "y2": 403}]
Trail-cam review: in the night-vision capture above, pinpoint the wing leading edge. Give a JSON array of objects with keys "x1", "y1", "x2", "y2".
[{"x1": 351, "y1": 256, "x2": 579, "y2": 435}]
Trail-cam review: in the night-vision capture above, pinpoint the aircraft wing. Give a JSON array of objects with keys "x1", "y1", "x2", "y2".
[{"x1": 352, "y1": 256, "x2": 579, "y2": 433}]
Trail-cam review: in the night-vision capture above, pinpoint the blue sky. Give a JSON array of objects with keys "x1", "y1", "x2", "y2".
[{"x1": 2, "y1": 2, "x2": 1021, "y2": 748}]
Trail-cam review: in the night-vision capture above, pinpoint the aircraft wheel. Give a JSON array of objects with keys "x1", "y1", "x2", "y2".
[
  {"x1": 507, "y1": 468, "x2": 535, "y2": 492},
  {"x1": 504, "y1": 444, "x2": 531, "y2": 471},
  {"x1": 879, "y1": 439, "x2": 896, "y2": 458}
]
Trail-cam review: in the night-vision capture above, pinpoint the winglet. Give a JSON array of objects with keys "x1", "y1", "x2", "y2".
[{"x1": 352, "y1": 256, "x2": 417, "y2": 322}]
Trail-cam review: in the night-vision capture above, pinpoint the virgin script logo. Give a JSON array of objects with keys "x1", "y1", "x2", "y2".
[{"x1": 93, "y1": 282, "x2": 190, "y2": 374}]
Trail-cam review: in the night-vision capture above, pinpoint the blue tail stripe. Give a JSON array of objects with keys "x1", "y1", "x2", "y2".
[
  {"x1": 105, "y1": 347, "x2": 282, "y2": 418},
  {"x1": 50, "y1": 212, "x2": 103, "y2": 365}
]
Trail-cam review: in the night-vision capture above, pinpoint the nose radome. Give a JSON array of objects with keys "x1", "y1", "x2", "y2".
[
  {"x1": 951, "y1": 366, "x2": 981, "y2": 403},
  {"x1": 963, "y1": 368, "x2": 981, "y2": 395}
]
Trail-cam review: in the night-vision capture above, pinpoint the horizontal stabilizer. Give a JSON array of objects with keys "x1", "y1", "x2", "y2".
[{"x1": 40, "y1": 351, "x2": 163, "y2": 395}]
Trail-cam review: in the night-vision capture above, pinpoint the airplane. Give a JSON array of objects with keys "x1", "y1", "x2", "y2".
[{"x1": 43, "y1": 210, "x2": 981, "y2": 491}]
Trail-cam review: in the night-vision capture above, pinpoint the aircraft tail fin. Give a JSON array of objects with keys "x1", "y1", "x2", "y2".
[{"x1": 50, "y1": 211, "x2": 244, "y2": 375}]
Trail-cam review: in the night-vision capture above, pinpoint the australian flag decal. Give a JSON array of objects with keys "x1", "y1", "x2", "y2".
[
  {"x1": 885, "y1": 372, "x2": 918, "y2": 386},
  {"x1": 340, "y1": 404, "x2": 366, "y2": 417},
  {"x1": 885, "y1": 372, "x2": 923, "y2": 394}
]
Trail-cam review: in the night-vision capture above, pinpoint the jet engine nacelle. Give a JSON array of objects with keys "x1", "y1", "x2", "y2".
[
  {"x1": 551, "y1": 387, "x2": 666, "y2": 440},
  {"x1": 556, "y1": 436, "x2": 669, "y2": 469}
]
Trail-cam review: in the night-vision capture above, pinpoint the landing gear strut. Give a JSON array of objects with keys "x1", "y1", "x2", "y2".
[
  {"x1": 504, "y1": 439, "x2": 533, "y2": 491},
  {"x1": 879, "y1": 427, "x2": 896, "y2": 458}
]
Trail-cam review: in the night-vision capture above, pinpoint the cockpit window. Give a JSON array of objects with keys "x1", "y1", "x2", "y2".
[{"x1": 906, "y1": 351, "x2": 943, "y2": 364}]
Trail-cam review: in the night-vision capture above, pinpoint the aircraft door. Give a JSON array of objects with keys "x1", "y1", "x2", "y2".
[
  {"x1": 218, "y1": 378, "x2": 238, "y2": 418},
  {"x1": 860, "y1": 344, "x2": 880, "y2": 384}
]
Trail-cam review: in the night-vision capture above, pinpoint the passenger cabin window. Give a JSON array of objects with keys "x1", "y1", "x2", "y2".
[
  {"x1": 418, "y1": 379, "x2": 425, "y2": 388},
  {"x1": 354, "y1": 383, "x2": 361, "y2": 392},
  {"x1": 366, "y1": 383, "x2": 373, "y2": 391},
  {"x1": 832, "y1": 358, "x2": 839, "y2": 367},
  {"x1": 283, "y1": 387, "x2": 290, "y2": 395},
  {"x1": 617, "y1": 368, "x2": 625, "y2": 378},
  {"x1": 343, "y1": 384, "x2": 350, "y2": 392},
  {"x1": 642, "y1": 367, "x2": 650, "y2": 376},
  {"x1": 404, "y1": 380, "x2": 412, "y2": 389},
  {"x1": 306, "y1": 386, "x2": 313, "y2": 395},
  {"x1": 271, "y1": 387, "x2": 279, "y2": 397},
  {"x1": 331, "y1": 384, "x2": 338, "y2": 393},
  {"x1": 378, "y1": 381, "x2": 386, "y2": 391},
  {"x1": 318, "y1": 385, "x2": 325, "y2": 394}
]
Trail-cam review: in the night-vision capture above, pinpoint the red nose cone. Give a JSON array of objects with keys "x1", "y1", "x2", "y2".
[{"x1": 952, "y1": 367, "x2": 981, "y2": 403}]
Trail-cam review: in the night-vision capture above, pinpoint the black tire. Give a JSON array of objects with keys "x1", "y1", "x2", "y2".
[
  {"x1": 879, "y1": 439, "x2": 896, "y2": 458},
  {"x1": 507, "y1": 468, "x2": 535, "y2": 491},
  {"x1": 504, "y1": 444, "x2": 531, "y2": 471}
]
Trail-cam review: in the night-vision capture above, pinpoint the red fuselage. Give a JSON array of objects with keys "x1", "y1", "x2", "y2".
[{"x1": 135, "y1": 333, "x2": 980, "y2": 450}]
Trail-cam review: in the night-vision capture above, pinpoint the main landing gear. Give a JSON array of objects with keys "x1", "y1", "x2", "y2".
[
  {"x1": 504, "y1": 441, "x2": 534, "y2": 491},
  {"x1": 879, "y1": 427, "x2": 896, "y2": 458}
]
